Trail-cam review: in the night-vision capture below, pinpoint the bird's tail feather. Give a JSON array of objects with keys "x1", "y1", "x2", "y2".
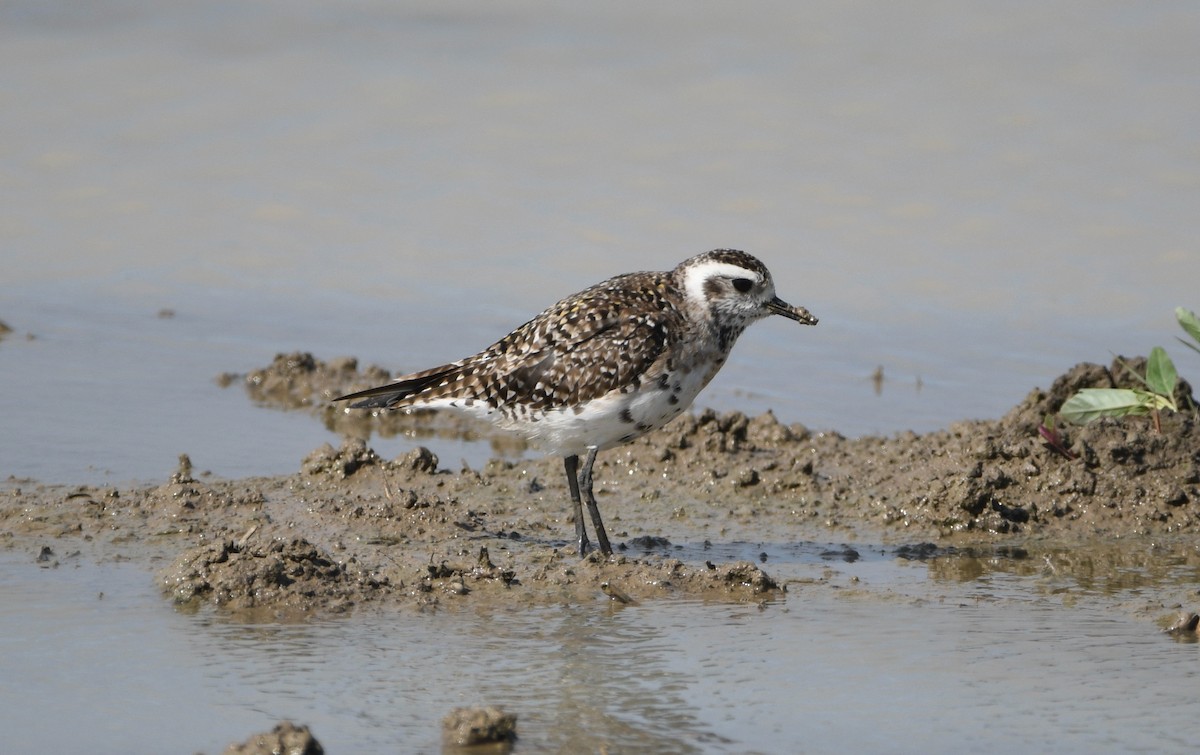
[{"x1": 333, "y1": 364, "x2": 462, "y2": 409}]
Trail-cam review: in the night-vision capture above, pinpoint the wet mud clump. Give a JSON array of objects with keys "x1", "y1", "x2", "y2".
[
  {"x1": 442, "y1": 706, "x2": 518, "y2": 748},
  {"x1": 830, "y1": 358, "x2": 1199, "y2": 536},
  {"x1": 220, "y1": 721, "x2": 323, "y2": 755},
  {"x1": 161, "y1": 535, "x2": 389, "y2": 617}
]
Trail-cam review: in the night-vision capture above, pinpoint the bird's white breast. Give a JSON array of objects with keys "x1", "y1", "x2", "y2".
[
  {"x1": 423, "y1": 360, "x2": 721, "y2": 458},
  {"x1": 532, "y1": 361, "x2": 719, "y2": 454}
]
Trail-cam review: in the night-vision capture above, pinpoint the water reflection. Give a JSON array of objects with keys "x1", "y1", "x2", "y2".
[
  {"x1": 505, "y1": 603, "x2": 730, "y2": 753},
  {"x1": 922, "y1": 539, "x2": 1200, "y2": 596},
  {"x1": 6, "y1": 545, "x2": 1200, "y2": 753},
  {"x1": 187, "y1": 600, "x2": 732, "y2": 752}
]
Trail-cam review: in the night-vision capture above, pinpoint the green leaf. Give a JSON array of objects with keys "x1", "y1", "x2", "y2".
[
  {"x1": 1145, "y1": 346, "x2": 1177, "y2": 397},
  {"x1": 1144, "y1": 391, "x2": 1178, "y2": 413},
  {"x1": 1060, "y1": 388, "x2": 1152, "y2": 424},
  {"x1": 1177, "y1": 306, "x2": 1200, "y2": 345}
]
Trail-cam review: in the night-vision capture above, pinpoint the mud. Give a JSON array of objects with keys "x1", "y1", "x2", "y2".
[
  {"x1": 441, "y1": 706, "x2": 517, "y2": 749},
  {"x1": 4, "y1": 354, "x2": 1198, "y2": 615},
  {"x1": 222, "y1": 721, "x2": 324, "y2": 755},
  {"x1": 2, "y1": 353, "x2": 1195, "y2": 614},
  {"x1": 236, "y1": 351, "x2": 1200, "y2": 538},
  {"x1": 6, "y1": 351, "x2": 1199, "y2": 749}
]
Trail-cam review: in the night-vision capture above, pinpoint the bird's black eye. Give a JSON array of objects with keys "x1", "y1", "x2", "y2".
[{"x1": 732, "y1": 278, "x2": 753, "y2": 293}]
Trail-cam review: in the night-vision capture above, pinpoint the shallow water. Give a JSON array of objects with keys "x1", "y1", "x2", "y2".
[
  {"x1": 2, "y1": 545, "x2": 1197, "y2": 754},
  {"x1": 3, "y1": 3, "x2": 1200, "y2": 752},
  {"x1": 2, "y1": 0, "x2": 1199, "y2": 484}
]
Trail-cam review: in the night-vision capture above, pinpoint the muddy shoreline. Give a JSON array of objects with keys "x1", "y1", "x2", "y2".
[
  {"x1": 4, "y1": 354, "x2": 1199, "y2": 751},
  {"x1": 5, "y1": 353, "x2": 1197, "y2": 615}
]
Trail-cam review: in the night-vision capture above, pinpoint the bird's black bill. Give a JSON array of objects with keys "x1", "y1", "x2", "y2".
[{"x1": 767, "y1": 297, "x2": 818, "y2": 325}]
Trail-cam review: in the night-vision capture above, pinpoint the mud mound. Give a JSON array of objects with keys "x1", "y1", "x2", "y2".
[
  {"x1": 221, "y1": 722, "x2": 323, "y2": 755},
  {"x1": 125, "y1": 434, "x2": 787, "y2": 614},
  {"x1": 616, "y1": 359, "x2": 1199, "y2": 537},
  {"x1": 442, "y1": 706, "x2": 517, "y2": 748},
  {"x1": 860, "y1": 359, "x2": 1199, "y2": 536},
  {"x1": 161, "y1": 535, "x2": 390, "y2": 616},
  {"x1": 1000, "y1": 355, "x2": 1195, "y2": 435},
  {"x1": 219, "y1": 351, "x2": 379, "y2": 411}
]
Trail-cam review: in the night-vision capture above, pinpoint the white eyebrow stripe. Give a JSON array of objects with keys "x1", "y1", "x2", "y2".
[{"x1": 682, "y1": 260, "x2": 764, "y2": 306}]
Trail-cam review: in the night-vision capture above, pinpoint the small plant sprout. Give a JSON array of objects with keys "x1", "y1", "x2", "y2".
[
  {"x1": 1060, "y1": 347, "x2": 1178, "y2": 433},
  {"x1": 1037, "y1": 415, "x2": 1077, "y2": 460},
  {"x1": 1176, "y1": 306, "x2": 1200, "y2": 357},
  {"x1": 1047, "y1": 306, "x2": 1196, "y2": 447}
]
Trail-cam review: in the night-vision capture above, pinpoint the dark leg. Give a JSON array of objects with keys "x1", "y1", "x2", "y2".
[
  {"x1": 578, "y1": 446, "x2": 613, "y2": 556},
  {"x1": 563, "y1": 455, "x2": 590, "y2": 556}
]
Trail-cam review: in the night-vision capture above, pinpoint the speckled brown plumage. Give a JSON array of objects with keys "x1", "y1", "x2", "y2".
[
  {"x1": 336, "y1": 249, "x2": 817, "y2": 556},
  {"x1": 343, "y1": 269, "x2": 684, "y2": 415}
]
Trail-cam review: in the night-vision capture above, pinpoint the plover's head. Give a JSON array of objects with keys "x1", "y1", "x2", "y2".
[{"x1": 675, "y1": 249, "x2": 818, "y2": 331}]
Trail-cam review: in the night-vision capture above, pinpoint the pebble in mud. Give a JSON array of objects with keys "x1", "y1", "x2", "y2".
[{"x1": 441, "y1": 706, "x2": 517, "y2": 748}]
